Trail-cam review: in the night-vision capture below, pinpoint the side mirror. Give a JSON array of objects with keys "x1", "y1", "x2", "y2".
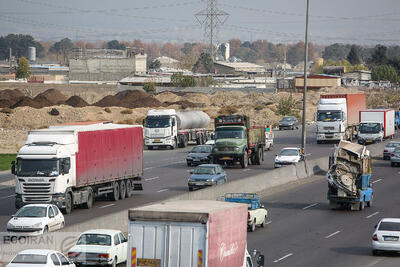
[
  {"x1": 257, "y1": 255, "x2": 265, "y2": 266},
  {"x1": 11, "y1": 214, "x2": 15, "y2": 218},
  {"x1": 172, "y1": 120, "x2": 175, "y2": 126},
  {"x1": 11, "y1": 161, "x2": 16, "y2": 175}
]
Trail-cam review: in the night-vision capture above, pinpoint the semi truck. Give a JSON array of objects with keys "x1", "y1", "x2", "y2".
[
  {"x1": 358, "y1": 109, "x2": 395, "y2": 144},
  {"x1": 11, "y1": 122, "x2": 143, "y2": 214},
  {"x1": 128, "y1": 200, "x2": 265, "y2": 267},
  {"x1": 212, "y1": 115, "x2": 265, "y2": 168},
  {"x1": 326, "y1": 141, "x2": 373, "y2": 211},
  {"x1": 144, "y1": 109, "x2": 210, "y2": 150},
  {"x1": 316, "y1": 93, "x2": 366, "y2": 143}
]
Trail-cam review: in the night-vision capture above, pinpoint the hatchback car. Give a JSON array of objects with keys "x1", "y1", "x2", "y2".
[
  {"x1": 279, "y1": 116, "x2": 299, "y2": 130},
  {"x1": 390, "y1": 147, "x2": 400, "y2": 167},
  {"x1": 372, "y1": 218, "x2": 400, "y2": 255},
  {"x1": 7, "y1": 204, "x2": 64, "y2": 236},
  {"x1": 7, "y1": 249, "x2": 75, "y2": 267},
  {"x1": 383, "y1": 141, "x2": 400, "y2": 160},
  {"x1": 274, "y1": 147, "x2": 302, "y2": 168},
  {"x1": 186, "y1": 145, "x2": 213, "y2": 166},
  {"x1": 188, "y1": 164, "x2": 226, "y2": 191}
]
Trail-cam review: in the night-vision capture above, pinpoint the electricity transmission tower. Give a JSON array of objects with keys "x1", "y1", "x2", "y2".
[{"x1": 195, "y1": 0, "x2": 229, "y2": 60}]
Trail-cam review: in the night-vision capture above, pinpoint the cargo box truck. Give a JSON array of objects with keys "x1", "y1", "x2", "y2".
[
  {"x1": 358, "y1": 109, "x2": 395, "y2": 144},
  {"x1": 12, "y1": 122, "x2": 143, "y2": 214},
  {"x1": 128, "y1": 200, "x2": 265, "y2": 267}
]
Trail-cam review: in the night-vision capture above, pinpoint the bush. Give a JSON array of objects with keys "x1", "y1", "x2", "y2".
[
  {"x1": 372, "y1": 65, "x2": 398, "y2": 83},
  {"x1": 0, "y1": 108, "x2": 12, "y2": 114},
  {"x1": 276, "y1": 95, "x2": 297, "y2": 116},
  {"x1": 117, "y1": 118, "x2": 134, "y2": 125},
  {"x1": 120, "y1": 109, "x2": 133, "y2": 114},
  {"x1": 219, "y1": 105, "x2": 239, "y2": 115},
  {"x1": 143, "y1": 82, "x2": 156, "y2": 92},
  {"x1": 171, "y1": 73, "x2": 196, "y2": 87},
  {"x1": 104, "y1": 107, "x2": 111, "y2": 113}
]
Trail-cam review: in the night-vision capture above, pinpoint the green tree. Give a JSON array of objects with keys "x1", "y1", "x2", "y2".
[
  {"x1": 347, "y1": 45, "x2": 362, "y2": 65},
  {"x1": 370, "y1": 45, "x2": 388, "y2": 65},
  {"x1": 171, "y1": 73, "x2": 196, "y2": 87},
  {"x1": 322, "y1": 43, "x2": 351, "y2": 61},
  {"x1": 276, "y1": 94, "x2": 297, "y2": 116},
  {"x1": 192, "y1": 52, "x2": 214, "y2": 74},
  {"x1": 143, "y1": 82, "x2": 156, "y2": 92},
  {"x1": 16, "y1": 57, "x2": 31, "y2": 79},
  {"x1": 107, "y1": 40, "x2": 126, "y2": 50},
  {"x1": 371, "y1": 65, "x2": 398, "y2": 83},
  {"x1": 148, "y1": 60, "x2": 161, "y2": 70},
  {"x1": 50, "y1": 38, "x2": 73, "y2": 63},
  {"x1": 0, "y1": 34, "x2": 43, "y2": 60}
]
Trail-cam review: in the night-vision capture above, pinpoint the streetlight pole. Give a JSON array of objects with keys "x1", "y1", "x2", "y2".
[{"x1": 301, "y1": 0, "x2": 310, "y2": 156}]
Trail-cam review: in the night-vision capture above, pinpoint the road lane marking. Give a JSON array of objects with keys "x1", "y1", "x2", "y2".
[
  {"x1": 302, "y1": 203, "x2": 318, "y2": 210},
  {"x1": 325, "y1": 230, "x2": 341, "y2": 239},
  {"x1": 157, "y1": 189, "x2": 169, "y2": 193},
  {"x1": 144, "y1": 161, "x2": 185, "y2": 170},
  {"x1": 364, "y1": 259, "x2": 383, "y2": 267},
  {"x1": 0, "y1": 194, "x2": 15, "y2": 200},
  {"x1": 242, "y1": 169, "x2": 252, "y2": 172},
  {"x1": 266, "y1": 221, "x2": 272, "y2": 225},
  {"x1": 366, "y1": 212, "x2": 379, "y2": 219},
  {"x1": 145, "y1": 176, "x2": 159, "y2": 181},
  {"x1": 273, "y1": 253, "x2": 293, "y2": 263},
  {"x1": 99, "y1": 204, "x2": 115, "y2": 209},
  {"x1": 372, "y1": 179, "x2": 382, "y2": 184}
]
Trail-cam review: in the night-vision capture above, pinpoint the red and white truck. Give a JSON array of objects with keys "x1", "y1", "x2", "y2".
[
  {"x1": 128, "y1": 200, "x2": 265, "y2": 267},
  {"x1": 316, "y1": 93, "x2": 366, "y2": 143},
  {"x1": 12, "y1": 121, "x2": 143, "y2": 214},
  {"x1": 358, "y1": 109, "x2": 395, "y2": 144}
]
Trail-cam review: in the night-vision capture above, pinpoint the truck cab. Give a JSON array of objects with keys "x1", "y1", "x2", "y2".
[
  {"x1": 316, "y1": 98, "x2": 347, "y2": 142},
  {"x1": 144, "y1": 109, "x2": 177, "y2": 149},
  {"x1": 358, "y1": 122, "x2": 384, "y2": 144}
]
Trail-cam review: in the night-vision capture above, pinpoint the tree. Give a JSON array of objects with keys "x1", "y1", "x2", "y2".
[
  {"x1": 192, "y1": 52, "x2": 214, "y2": 74},
  {"x1": 16, "y1": 57, "x2": 31, "y2": 79},
  {"x1": 106, "y1": 40, "x2": 126, "y2": 50},
  {"x1": 370, "y1": 45, "x2": 388, "y2": 66},
  {"x1": 148, "y1": 60, "x2": 161, "y2": 70},
  {"x1": 322, "y1": 43, "x2": 351, "y2": 61},
  {"x1": 371, "y1": 65, "x2": 398, "y2": 83},
  {"x1": 50, "y1": 38, "x2": 73, "y2": 63},
  {"x1": 171, "y1": 73, "x2": 196, "y2": 87},
  {"x1": 347, "y1": 45, "x2": 362, "y2": 65},
  {"x1": 0, "y1": 34, "x2": 43, "y2": 60}
]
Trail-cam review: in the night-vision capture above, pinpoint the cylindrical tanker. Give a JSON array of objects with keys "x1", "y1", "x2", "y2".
[{"x1": 176, "y1": 111, "x2": 210, "y2": 130}]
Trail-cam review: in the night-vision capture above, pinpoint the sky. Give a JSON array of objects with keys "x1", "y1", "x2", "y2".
[{"x1": 0, "y1": 0, "x2": 399, "y2": 45}]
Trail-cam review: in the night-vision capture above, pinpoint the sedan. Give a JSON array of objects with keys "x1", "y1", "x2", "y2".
[
  {"x1": 7, "y1": 249, "x2": 75, "y2": 267},
  {"x1": 372, "y1": 218, "x2": 400, "y2": 255},
  {"x1": 7, "y1": 204, "x2": 64, "y2": 236},
  {"x1": 274, "y1": 147, "x2": 302, "y2": 168},
  {"x1": 188, "y1": 164, "x2": 226, "y2": 191},
  {"x1": 391, "y1": 147, "x2": 400, "y2": 167},
  {"x1": 279, "y1": 116, "x2": 299, "y2": 130},
  {"x1": 186, "y1": 145, "x2": 213, "y2": 166},
  {"x1": 383, "y1": 141, "x2": 400, "y2": 160}
]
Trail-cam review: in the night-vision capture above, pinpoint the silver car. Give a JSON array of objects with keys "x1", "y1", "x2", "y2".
[
  {"x1": 383, "y1": 141, "x2": 400, "y2": 160},
  {"x1": 391, "y1": 147, "x2": 400, "y2": 167}
]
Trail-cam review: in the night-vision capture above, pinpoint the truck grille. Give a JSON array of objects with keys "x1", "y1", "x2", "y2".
[
  {"x1": 22, "y1": 183, "x2": 51, "y2": 194},
  {"x1": 219, "y1": 147, "x2": 235, "y2": 151},
  {"x1": 324, "y1": 127, "x2": 334, "y2": 130},
  {"x1": 22, "y1": 195, "x2": 52, "y2": 203}
]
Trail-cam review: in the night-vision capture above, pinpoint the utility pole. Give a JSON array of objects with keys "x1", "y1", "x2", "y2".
[
  {"x1": 9, "y1": 48, "x2": 12, "y2": 74},
  {"x1": 301, "y1": 0, "x2": 310, "y2": 156},
  {"x1": 283, "y1": 45, "x2": 287, "y2": 90}
]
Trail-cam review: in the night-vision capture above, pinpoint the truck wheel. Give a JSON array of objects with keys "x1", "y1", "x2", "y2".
[
  {"x1": 240, "y1": 151, "x2": 248, "y2": 168},
  {"x1": 261, "y1": 216, "x2": 267, "y2": 228},
  {"x1": 359, "y1": 199, "x2": 365, "y2": 211},
  {"x1": 367, "y1": 195, "x2": 373, "y2": 207},
  {"x1": 62, "y1": 193, "x2": 72, "y2": 214},
  {"x1": 83, "y1": 189, "x2": 93, "y2": 209},
  {"x1": 126, "y1": 179, "x2": 133, "y2": 198},
  {"x1": 250, "y1": 220, "x2": 256, "y2": 232},
  {"x1": 119, "y1": 180, "x2": 126, "y2": 200},
  {"x1": 110, "y1": 257, "x2": 117, "y2": 267},
  {"x1": 255, "y1": 149, "x2": 262, "y2": 165},
  {"x1": 110, "y1": 182, "x2": 120, "y2": 201}
]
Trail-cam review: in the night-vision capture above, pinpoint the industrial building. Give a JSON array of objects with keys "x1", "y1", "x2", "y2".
[
  {"x1": 154, "y1": 56, "x2": 180, "y2": 69},
  {"x1": 214, "y1": 61, "x2": 266, "y2": 75},
  {"x1": 295, "y1": 74, "x2": 341, "y2": 89}
]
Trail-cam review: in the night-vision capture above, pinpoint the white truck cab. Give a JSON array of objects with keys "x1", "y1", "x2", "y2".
[
  {"x1": 316, "y1": 98, "x2": 347, "y2": 142},
  {"x1": 144, "y1": 109, "x2": 178, "y2": 149}
]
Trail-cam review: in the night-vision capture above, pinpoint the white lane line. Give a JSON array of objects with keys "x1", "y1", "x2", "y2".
[
  {"x1": 302, "y1": 203, "x2": 318, "y2": 210},
  {"x1": 157, "y1": 189, "x2": 169, "y2": 193},
  {"x1": 99, "y1": 204, "x2": 115, "y2": 209},
  {"x1": 242, "y1": 169, "x2": 252, "y2": 172},
  {"x1": 266, "y1": 221, "x2": 272, "y2": 225},
  {"x1": 325, "y1": 230, "x2": 341, "y2": 239},
  {"x1": 145, "y1": 176, "x2": 159, "y2": 181},
  {"x1": 0, "y1": 194, "x2": 15, "y2": 200},
  {"x1": 273, "y1": 253, "x2": 293, "y2": 263},
  {"x1": 366, "y1": 212, "x2": 380, "y2": 219},
  {"x1": 372, "y1": 179, "x2": 382, "y2": 184},
  {"x1": 144, "y1": 161, "x2": 185, "y2": 170}
]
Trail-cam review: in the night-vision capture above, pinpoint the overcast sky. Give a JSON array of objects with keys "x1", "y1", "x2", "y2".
[{"x1": 0, "y1": 0, "x2": 399, "y2": 45}]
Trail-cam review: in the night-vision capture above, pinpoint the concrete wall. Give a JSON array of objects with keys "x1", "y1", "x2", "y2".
[{"x1": 295, "y1": 77, "x2": 341, "y2": 88}]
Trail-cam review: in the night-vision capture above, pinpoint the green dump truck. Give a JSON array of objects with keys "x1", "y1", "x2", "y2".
[{"x1": 212, "y1": 115, "x2": 265, "y2": 168}]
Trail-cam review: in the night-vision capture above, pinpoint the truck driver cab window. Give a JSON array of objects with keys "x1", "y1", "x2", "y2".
[{"x1": 60, "y1": 158, "x2": 71, "y2": 174}]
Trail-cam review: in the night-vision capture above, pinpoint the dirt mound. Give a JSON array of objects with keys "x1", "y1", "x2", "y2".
[
  {"x1": 33, "y1": 89, "x2": 67, "y2": 105},
  {"x1": 0, "y1": 89, "x2": 25, "y2": 101},
  {"x1": 93, "y1": 90, "x2": 165, "y2": 108},
  {"x1": 11, "y1": 96, "x2": 42, "y2": 109},
  {"x1": 165, "y1": 100, "x2": 204, "y2": 109},
  {"x1": 65, "y1": 96, "x2": 89, "y2": 107},
  {"x1": 0, "y1": 99, "x2": 14, "y2": 108}
]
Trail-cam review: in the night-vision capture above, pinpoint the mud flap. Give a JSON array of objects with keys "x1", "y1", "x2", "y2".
[{"x1": 134, "y1": 183, "x2": 143, "y2": 190}]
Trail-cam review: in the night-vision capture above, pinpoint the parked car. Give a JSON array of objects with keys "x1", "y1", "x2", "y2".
[
  {"x1": 279, "y1": 116, "x2": 299, "y2": 130},
  {"x1": 186, "y1": 145, "x2": 213, "y2": 166},
  {"x1": 6, "y1": 249, "x2": 75, "y2": 267},
  {"x1": 274, "y1": 147, "x2": 302, "y2": 168},
  {"x1": 390, "y1": 147, "x2": 400, "y2": 167},
  {"x1": 188, "y1": 164, "x2": 226, "y2": 191},
  {"x1": 372, "y1": 218, "x2": 400, "y2": 255},
  {"x1": 7, "y1": 204, "x2": 64, "y2": 236},
  {"x1": 383, "y1": 141, "x2": 400, "y2": 160},
  {"x1": 68, "y1": 229, "x2": 127, "y2": 267}
]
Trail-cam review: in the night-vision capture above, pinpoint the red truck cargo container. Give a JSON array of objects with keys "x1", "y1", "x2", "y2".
[{"x1": 14, "y1": 122, "x2": 143, "y2": 213}]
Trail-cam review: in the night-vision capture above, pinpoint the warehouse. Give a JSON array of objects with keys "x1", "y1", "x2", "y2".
[{"x1": 295, "y1": 74, "x2": 341, "y2": 89}]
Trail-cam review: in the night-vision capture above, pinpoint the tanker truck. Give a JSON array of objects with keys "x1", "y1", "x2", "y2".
[
  {"x1": 326, "y1": 140, "x2": 373, "y2": 211},
  {"x1": 144, "y1": 109, "x2": 211, "y2": 150}
]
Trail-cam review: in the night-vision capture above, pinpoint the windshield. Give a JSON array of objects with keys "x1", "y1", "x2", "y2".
[
  {"x1": 387, "y1": 142, "x2": 400, "y2": 148},
  {"x1": 17, "y1": 159, "x2": 59, "y2": 177},
  {"x1": 145, "y1": 117, "x2": 170, "y2": 128},
  {"x1": 281, "y1": 117, "x2": 294, "y2": 122},
  {"x1": 215, "y1": 130, "x2": 245, "y2": 139},
  {"x1": 279, "y1": 149, "x2": 299, "y2": 156},
  {"x1": 12, "y1": 254, "x2": 47, "y2": 264},
  {"x1": 191, "y1": 146, "x2": 212, "y2": 153},
  {"x1": 378, "y1": 222, "x2": 400, "y2": 231},
  {"x1": 359, "y1": 123, "x2": 380, "y2": 134},
  {"x1": 194, "y1": 166, "x2": 215, "y2": 175},
  {"x1": 15, "y1": 206, "x2": 47, "y2": 217},
  {"x1": 77, "y1": 234, "x2": 111, "y2": 246},
  {"x1": 317, "y1": 111, "x2": 342, "y2": 122}
]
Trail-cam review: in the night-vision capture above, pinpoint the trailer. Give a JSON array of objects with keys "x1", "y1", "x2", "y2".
[{"x1": 358, "y1": 109, "x2": 395, "y2": 144}]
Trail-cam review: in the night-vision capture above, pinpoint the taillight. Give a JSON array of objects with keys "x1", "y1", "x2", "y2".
[
  {"x1": 248, "y1": 212, "x2": 250, "y2": 220},
  {"x1": 372, "y1": 234, "x2": 378, "y2": 241},
  {"x1": 384, "y1": 150, "x2": 388, "y2": 152},
  {"x1": 392, "y1": 154, "x2": 395, "y2": 157},
  {"x1": 68, "y1": 252, "x2": 78, "y2": 257},
  {"x1": 98, "y1": 253, "x2": 110, "y2": 259}
]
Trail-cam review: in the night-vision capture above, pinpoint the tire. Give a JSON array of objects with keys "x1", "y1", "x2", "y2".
[
  {"x1": 317, "y1": 140, "x2": 322, "y2": 144},
  {"x1": 367, "y1": 195, "x2": 373, "y2": 207},
  {"x1": 62, "y1": 193, "x2": 72, "y2": 214},
  {"x1": 359, "y1": 199, "x2": 365, "y2": 211},
  {"x1": 109, "y1": 182, "x2": 120, "y2": 201},
  {"x1": 110, "y1": 257, "x2": 117, "y2": 267},
  {"x1": 187, "y1": 162, "x2": 192, "y2": 167},
  {"x1": 126, "y1": 179, "x2": 133, "y2": 198},
  {"x1": 250, "y1": 221, "x2": 256, "y2": 232},
  {"x1": 147, "y1": 146, "x2": 153, "y2": 150},
  {"x1": 83, "y1": 189, "x2": 93, "y2": 209},
  {"x1": 372, "y1": 250, "x2": 379, "y2": 256},
  {"x1": 119, "y1": 180, "x2": 126, "y2": 200},
  {"x1": 189, "y1": 187, "x2": 193, "y2": 191},
  {"x1": 60, "y1": 221, "x2": 65, "y2": 229},
  {"x1": 240, "y1": 151, "x2": 248, "y2": 168},
  {"x1": 391, "y1": 162, "x2": 395, "y2": 167},
  {"x1": 261, "y1": 216, "x2": 267, "y2": 228},
  {"x1": 255, "y1": 149, "x2": 262, "y2": 165},
  {"x1": 43, "y1": 226, "x2": 48, "y2": 233}
]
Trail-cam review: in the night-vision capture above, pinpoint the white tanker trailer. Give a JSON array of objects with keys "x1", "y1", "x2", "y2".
[{"x1": 144, "y1": 109, "x2": 211, "y2": 149}]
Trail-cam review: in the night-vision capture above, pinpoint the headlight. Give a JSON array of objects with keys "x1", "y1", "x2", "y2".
[
  {"x1": 33, "y1": 222, "x2": 42, "y2": 228},
  {"x1": 213, "y1": 148, "x2": 219, "y2": 152},
  {"x1": 7, "y1": 222, "x2": 14, "y2": 229},
  {"x1": 188, "y1": 179, "x2": 195, "y2": 182},
  {"x1": 275, "y1": 158, "x2": 280, "y2": 163},
  {"x1": 207, "y1": 179, "x2": 214, "y2": 182},
  {"x1": 234, "y1": 147, "x2": 240, "y2": 151}
]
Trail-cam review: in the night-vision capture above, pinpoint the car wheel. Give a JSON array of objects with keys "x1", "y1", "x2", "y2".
[
  {"x1": 43, "y1": 226, "x2": 48, "y2": 233},
  {"x1": 261, "y1": 216, "x2": 267, "y2": 228},
  {"x1": 187, "y1": 162, "x2": 191, "y2": 167},
  {"x1": 372, "y1": 249, "x2": 379, "y2": 256},
  {"x1": 391, "y1": 162, "x2": 395, "y2": 167},
  {"x1": 189, "y1": 187, "x2": 193, "y2": 191},
  {"x1": 61, "y1": 221, "x2": 65, "y2": 229}
]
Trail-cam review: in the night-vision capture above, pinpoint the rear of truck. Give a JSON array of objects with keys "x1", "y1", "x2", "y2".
[{"x1": 128, "y1": 200, "x2": 249, "y2": 267}]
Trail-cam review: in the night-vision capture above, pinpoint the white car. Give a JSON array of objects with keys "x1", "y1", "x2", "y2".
[
  {"x1": 6, "y1": 249, "x2": 75, "y2": 267},
  {"x1": 274, "y1": 147, "x2": 302, "y2": 168},
  {"x1": 68, "y1": 229, "x2": 127, "y2": 267},
  {"x1": 372, "y1": 218, "x2": 400, "y2": 255},
  {"x1": 7, "y1": 204, "x2": 65, "y2": 236}
]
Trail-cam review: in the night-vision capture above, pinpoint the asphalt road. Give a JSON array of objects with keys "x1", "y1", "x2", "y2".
[{"x1": 247, "y1": 157, "x2": 400, "y2": 267}]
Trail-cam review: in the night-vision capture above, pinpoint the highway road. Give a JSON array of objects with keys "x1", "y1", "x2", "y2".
[
  {"x1": 0, "y1": 124, "x2": 336, "y2": 231},
  {"x1": 247, "y1": 157, "x2": 400, "y2": 266}
]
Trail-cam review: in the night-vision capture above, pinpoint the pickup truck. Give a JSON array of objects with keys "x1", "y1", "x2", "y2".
[{"x1": 223, "y1": 193, "x2": 268, "y2": 232}]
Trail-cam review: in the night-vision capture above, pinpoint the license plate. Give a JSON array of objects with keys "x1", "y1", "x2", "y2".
[
  {"x1": 138, "y1": 258, "x2": 161, "y2": 266},
  {"x1": 366, "y1": 140, "x2": 373, "y2": 143},
  {"x1": 384, "y1": 236, "x2": 398, "y2": 241},
  {"x1": 222, "y1": 156, "x2": 233, "y2": 160},
  {"x1": 154, "y1": 139, "x2": 160, "y2": 142}
]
